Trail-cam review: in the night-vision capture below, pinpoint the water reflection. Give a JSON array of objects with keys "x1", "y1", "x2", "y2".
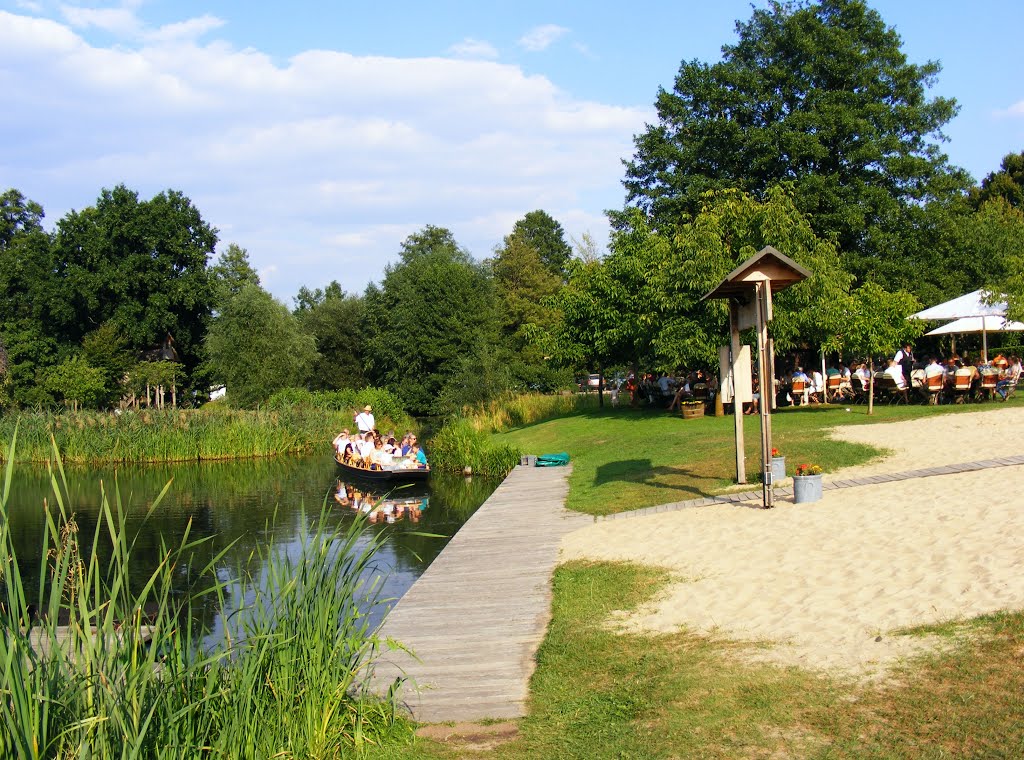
[{"x1": 4, "y1": 456, "x2": 498, "y2": 633}]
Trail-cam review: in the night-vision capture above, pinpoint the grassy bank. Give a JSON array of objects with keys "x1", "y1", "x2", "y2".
[
  {"x1": 395, "y1": 562, "x2": 1024, "y2": 759},
  {"x1": 0, "y1": 402, "x2": 415, "y2": 466},
  {"x1": 429, "y1": 392, "x2": 608, "y2": 476},
  {"x1": 491, "y1": 399, "x2": 1021, "y2": 516},
  {"x1": 0, "y1": 448, "x2": 411, "y2": 757}
]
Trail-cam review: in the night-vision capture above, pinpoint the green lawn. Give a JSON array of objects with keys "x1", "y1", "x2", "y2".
[
  {"x1": 384, "y1": 563, "x2": 1024, "y2": 759},
  {"x1": 492, "y1": 398, "x2": 1021, "y2": 515},
  {"x1": 370, "y1": 399, "x2": 1024, "y2": 758}
]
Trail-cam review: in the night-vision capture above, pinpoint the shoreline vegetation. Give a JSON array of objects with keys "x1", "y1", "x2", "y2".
[
  {"x1": 0, "y1": 441, "x2": 409, "y2": 757},
  {"x1": 0, "y1": 387, "x2": 415, "y2": 465}
]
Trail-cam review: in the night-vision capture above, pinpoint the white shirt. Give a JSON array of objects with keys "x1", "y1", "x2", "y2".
[
  {"x1": 884, "y1": 364, "x2": 906, "y2": 389},
  {"x1": 925, "y1": 362, "x2": 944, "y2": 377},
  {"x1": 355, "y1": 411, "x2": 375, "y2": 433}
]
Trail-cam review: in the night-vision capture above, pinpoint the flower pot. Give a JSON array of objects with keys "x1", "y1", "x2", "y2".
[
  {"x1": 771, "y1": 456, "x2": 786, "y2": 482},
  {"x1": 681, "y1": 404, "x2": 704, "y2": 419},
  {"x1": 793, "y1": 474, "x2": 823, "y2": 503}
]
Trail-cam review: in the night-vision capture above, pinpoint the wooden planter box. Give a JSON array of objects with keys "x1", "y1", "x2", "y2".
[{"x1": 681, "y1": 404, "x2": 705, "y2": 420}]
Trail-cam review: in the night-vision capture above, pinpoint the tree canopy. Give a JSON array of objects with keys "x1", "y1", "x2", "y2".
[
  {"x1": 623, "y1": 0, "x2": 970, "y2": 298},
  {"x1": 362, "y1": 226, "x2": 500, "y2": 415},
  {"x1": 205, "y1": 284, "x2": 318, "y2": 407}
]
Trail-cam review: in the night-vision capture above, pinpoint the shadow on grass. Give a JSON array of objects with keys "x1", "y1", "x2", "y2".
[{"x1": 593, "y1": 458, "x2": 720, "y2": 499}]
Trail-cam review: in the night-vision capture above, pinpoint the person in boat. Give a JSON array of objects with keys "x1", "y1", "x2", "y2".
[
  {"x1": 410, "y1": 443, "x2": 429, "y2": 469},
  {"x1": 332, "y1": 429, "x2": 349, "y2": 454},
  {"x1": 355, "y1": 404, "x2": 375, "y2": 434}
]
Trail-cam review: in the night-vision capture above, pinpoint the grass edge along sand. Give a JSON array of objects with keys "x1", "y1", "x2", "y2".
[
  {"x1": 0, "y1": 431, "x2": 415, "y2": 758},
  {"x1": 394, "y1": 562, "x2": 1024, "y2": 759},
  {"x1": 490, "y1": 399, "x2": 1024, "y2": 516}
]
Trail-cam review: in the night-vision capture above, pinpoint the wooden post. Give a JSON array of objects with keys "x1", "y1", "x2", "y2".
[
  {"x1": 756, "y1": 282, "x2": 774, "y2": 508},
  {"x1": 729, "y1": 301, "x2": 746, "y2": 484}
]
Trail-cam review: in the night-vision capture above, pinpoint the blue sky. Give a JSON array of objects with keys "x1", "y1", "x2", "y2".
[{"x1": 1, "y1": 0, "x2": 1022, "y2": 301}]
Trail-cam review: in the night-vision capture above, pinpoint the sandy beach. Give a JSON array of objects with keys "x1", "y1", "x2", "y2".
[{"x1": 560, "y1": 406, "x2": 1024, "y2": 676}]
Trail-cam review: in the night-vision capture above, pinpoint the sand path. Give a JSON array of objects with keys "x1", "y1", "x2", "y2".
[{"x1": 560, "y1": 406, "x2": 1024, "y2": 675}]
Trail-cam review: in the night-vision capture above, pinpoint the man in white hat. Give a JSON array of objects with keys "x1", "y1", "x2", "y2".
[{"x1": 355, "y1": 404, "x2": 375, "y2": 434}]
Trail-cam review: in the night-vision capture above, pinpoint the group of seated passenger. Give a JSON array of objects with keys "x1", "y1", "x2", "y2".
[
  {"x1": 332, "y1": 429, "x2": 429, "y2": 470},
  {"x1": 334, "y1": 481, "x2": 425, "y2": 523}
]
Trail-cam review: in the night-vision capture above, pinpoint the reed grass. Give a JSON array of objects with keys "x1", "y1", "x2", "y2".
[
  {"x1": 429, "y1": 419, "x2": 522, "y2": 478},
  {"x1": 460, "y1": 392, "x2": 602, "y2": 434},
  {"x1": 0, "y1": 402, "x2": 412, "y2": 465},
  {"x1": 0, "y1": 432, "x2": 409, "y2": 758}
]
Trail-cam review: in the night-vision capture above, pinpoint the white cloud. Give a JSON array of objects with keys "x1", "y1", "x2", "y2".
[
  {"x1": 447, "y1": 37, "x2": 499, "y2": 60},
  {"x1": 995, "y1": 100, "x2": 1024, "y2": 118},
  {"x1": 145, "y1": 15, "x2": 226, "y2": 44},
  {"x1": 0, "y1": 9, "x2": 649, "y2": 298},
  {"x1": 59, "y1": 3, "x2": 142, "y2": 36},
  {"x1": 518, "y1": 24, "x2": 569, "y2": 52}
]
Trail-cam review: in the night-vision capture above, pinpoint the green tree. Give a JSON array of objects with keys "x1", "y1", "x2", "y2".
[
  {"x1": 51, "y1": 185, "x2": 217, "y2": 376},
  {"x1": 623, "y1": 0, "x2": 969, "y2": 294},
  {"x1": 0, "y1": 190, "x2": 65, "y2": 405},
  {"x1": 826, "y1": 282, "x2": 922, "y2": 414},
  {"x1": 490, "y1": 229, "x2": 566, "y2": 390},
  {"x1": 972, "y1": 151, "x2": 1024, "y2": 210},
  {"x1": 211, "y1": 243, "x2": 260, "y2": 306},
  {"x1": 81, "y1": 321, "x2": 137, "y2": 407},
  {"x1": 510, "y1": 210, "x2": 573, "y2": 278},
  {"x1": 205, "y1": 284, "x2": 318, "y2": 407},
  {"x1": 293, "y1": 281, "x2": 367, "y2": 391},
  {"x1": 362, "y1": 226, "x2": 500, "y2": 415},
  {"x1": 44, "y1": 355, "x2": 107, "y2": 411}
]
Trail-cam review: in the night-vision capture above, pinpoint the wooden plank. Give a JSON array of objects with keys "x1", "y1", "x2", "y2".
[{"x1": 371, "y1": 465, "x2": 588, "y2": 723}]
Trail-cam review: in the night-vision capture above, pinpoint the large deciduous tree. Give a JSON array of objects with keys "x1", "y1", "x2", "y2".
[
  {"x1": 490, "y1": 227, "x2": 567, "y2": 391},
  {"x1": 205, "y1": 284, "x2": 318, "y2": 407},
  {"x1": 623, "y1": 0, "x2": 970, "y2": 296},
  {"x1": 293, "y1": 281, "x2": 367, "y2": 391},
  {"x1": 51, "y1": 185, "x2": 217, "y2": 375},
  {"x1": 972, "y1": 151, "x2": 1024, "y2": 210},
  {"x1": 510, "y1": 210, "x2": 573, "y2": 279},
  {"x1": 362, "y1": 226, "x2": 500, "y2": 415}
]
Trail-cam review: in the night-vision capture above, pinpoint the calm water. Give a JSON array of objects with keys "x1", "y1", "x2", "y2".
[{"x1": 3, "y1": 455, "x2": 498, "y2": 632}]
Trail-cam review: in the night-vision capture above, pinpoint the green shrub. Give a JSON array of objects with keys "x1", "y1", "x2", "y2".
[{"x1": 430, "y1": 418, "x2": 521, "y2": 477}]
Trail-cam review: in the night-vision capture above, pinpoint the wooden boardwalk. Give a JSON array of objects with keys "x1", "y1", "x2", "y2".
[{"x1": 371, "y1": 464, "x2": 590, "y2": 723}]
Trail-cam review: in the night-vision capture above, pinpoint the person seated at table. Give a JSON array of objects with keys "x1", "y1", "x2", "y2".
[
  {"x1": 854, "y1": 361, "x2": 871, "y2": 386},
  {"x1": 960, "y1": 356, "x2": 982, "y2": 390},
  {"x1": 997, "y1": 355, "x2": 1022, "y2": 400},
  {"x1": 745, "y1": 375, "x2": 761, "y2": 415},
  {"x1": 884, "y1": 359, "x2": 907, "y2": 389},
  {"x1": 809, "y1": 369, "x2": 824, "y2": 403},
  {"x1": 667, "y1": 378, "x2": 691, "y2": 411}
]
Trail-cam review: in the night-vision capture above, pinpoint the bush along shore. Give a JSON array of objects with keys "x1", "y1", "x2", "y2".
[
  {"x1": 0, "y1": 388, "x2": 415, "y2": 465},
  {"x1": 428, "y1": 392, "x2": 603, "y2": 477},
  {"x1": 0, "y1": 439, "x2": 411, "y2": 757}
]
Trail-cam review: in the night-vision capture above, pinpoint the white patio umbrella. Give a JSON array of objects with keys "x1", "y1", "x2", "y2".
[
  {"x1": 911, "y1": 289, "x2": 1009, "y2": 361},
  {"x1": 924, "y1": 315, "x2": 1024, "y2": 361}
]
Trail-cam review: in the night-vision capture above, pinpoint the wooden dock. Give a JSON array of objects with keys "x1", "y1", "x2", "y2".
[{"x1": 371, "y1": 464, "x2": 590, "y2": 723}]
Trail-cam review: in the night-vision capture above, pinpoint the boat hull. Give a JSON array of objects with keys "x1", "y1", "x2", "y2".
[{"x1": 334, "y1": 455, "x2": 430, "y2": 483}]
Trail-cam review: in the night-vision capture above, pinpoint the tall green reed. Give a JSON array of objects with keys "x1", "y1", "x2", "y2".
[{"x1": 0, "y1": 430, "x2": 408, "y2": 758}]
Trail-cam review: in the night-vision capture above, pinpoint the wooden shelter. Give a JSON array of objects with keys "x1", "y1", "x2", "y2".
[{"x1": 703, "y1": 246, "x2": 811, "y2": 508}]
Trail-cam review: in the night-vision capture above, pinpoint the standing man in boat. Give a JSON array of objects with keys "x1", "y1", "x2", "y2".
[{"x1": 355, "y1": 404, "x2": 375, "y2": 434}]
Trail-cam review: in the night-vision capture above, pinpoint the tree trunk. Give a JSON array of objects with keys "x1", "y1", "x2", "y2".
[
  {"x1": 867, "y1": 358, "x2": 875, "y2": 416},
  {"x1": 146, "y1": 381, "x2": 151, "y2": 408},
  {"x1": 172, "y1": 381, "x2": 177, "y2": 409},
  {"x1": 597, "y1": 362, "x2": 604, "y2": 409}
]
